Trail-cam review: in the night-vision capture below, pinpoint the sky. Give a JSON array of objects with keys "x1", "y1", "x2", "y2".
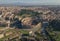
[{"x1": 0, "y1": 0, "x2": 60, "y2": 5}]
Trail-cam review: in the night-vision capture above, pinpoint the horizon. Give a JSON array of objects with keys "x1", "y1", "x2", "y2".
[{"x1": 0, "y1": 0, "x2": 60, "y2": 5}]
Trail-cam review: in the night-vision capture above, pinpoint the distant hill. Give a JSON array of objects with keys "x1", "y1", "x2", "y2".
[
  {"x1": 0, "y1": 2, "x2": 60, "y2": 7},
  {"x1": 0, "y1": 2, "x2": 42, "y2": 7}
]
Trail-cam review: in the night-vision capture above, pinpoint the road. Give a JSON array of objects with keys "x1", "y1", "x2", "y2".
[{"x1": 31, "y1": 23, "x2": 41, "y2": 33}]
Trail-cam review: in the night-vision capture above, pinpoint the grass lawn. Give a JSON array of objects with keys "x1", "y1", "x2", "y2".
[{"x1": 19, "y1": 30, "x2": 29, "y2": 34}]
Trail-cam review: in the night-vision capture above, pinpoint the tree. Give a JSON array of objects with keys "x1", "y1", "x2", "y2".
[{"x1": 10, "y1": 18, "x2": 22, "y2": 28}]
